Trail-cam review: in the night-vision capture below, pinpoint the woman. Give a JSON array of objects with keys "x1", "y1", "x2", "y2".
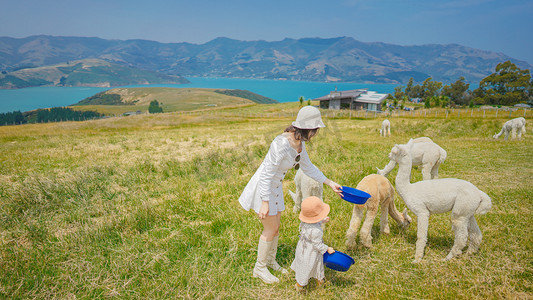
[{"x1": 238, "y1": 106, "x2": 342, "y2": 284}]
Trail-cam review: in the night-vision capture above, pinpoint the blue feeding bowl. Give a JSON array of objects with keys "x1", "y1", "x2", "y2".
[
  {"x1": 341, "y1": 186, "x2": 371, "y2": 205},
  {"x1": 323, "y1": 251, "x2": 355, "y2": 272}
]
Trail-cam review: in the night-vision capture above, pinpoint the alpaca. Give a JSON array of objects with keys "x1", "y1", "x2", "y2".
[
  {"x1": 380, "y1": 119, "x2": 391, "y2": 137},
  {"x1": 345, "y1": 174, "x2": 411, "y2": 249},
  {"x1": 289, "y1": 168, "x2": 323, "y2": 213},
  {"x1": 377, "y1": 137, "x2": 446, "y2": 181},
  {"x1": 493, "y1": 117, "x2": 526, "y2": 140},
  {"x1": 389, "y1": 140, "x2": 492, "y2": 263}
]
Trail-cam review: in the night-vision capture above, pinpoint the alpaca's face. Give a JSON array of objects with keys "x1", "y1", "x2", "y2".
[
  {"x1": 402, "y1": 208, "x2": 412, "y2": 228},
  {"x1": 389, "y1": 145, "x2": 410, "y2": 163}
]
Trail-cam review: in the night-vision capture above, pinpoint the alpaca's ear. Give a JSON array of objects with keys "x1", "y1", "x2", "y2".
[
  {"x1": 391, "y1": 146, "x2": 399, "y2": 155},
  {"x1": 406, "y1": 138, "x2": 414, "y2": 148}
]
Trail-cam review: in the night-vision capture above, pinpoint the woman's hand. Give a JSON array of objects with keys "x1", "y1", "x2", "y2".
[
  {"x1": 327, "y1": 247, "x2": 335, "y2": 254},
  {"x1": 258, "y1": 201, "x2": 269, "y2": 219},
  {"x1": 325, "y1": 179, "x2": 343, "y2": 198}
]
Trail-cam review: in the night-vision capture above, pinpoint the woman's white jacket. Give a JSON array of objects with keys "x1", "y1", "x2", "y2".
[{"x1": 239, "y1": 135, "x2": 326, "y2": 215}]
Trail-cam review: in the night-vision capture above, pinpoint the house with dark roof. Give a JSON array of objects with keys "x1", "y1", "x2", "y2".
[{"x1": 314, "y1": 89, "x2": 388, "y2": 111}]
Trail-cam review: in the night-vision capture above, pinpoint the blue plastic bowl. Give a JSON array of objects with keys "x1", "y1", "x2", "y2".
[
  {"x1": 323, "y1": 251, "x2": 355, "y2": 272},
  {"x1": 341, "y1": 186, "x2": 371, "y2": 205}
]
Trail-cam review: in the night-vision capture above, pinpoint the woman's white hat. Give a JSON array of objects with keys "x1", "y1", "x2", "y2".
[{"x1": 292, "y1": 106, "x2": 326, "y2": 129}]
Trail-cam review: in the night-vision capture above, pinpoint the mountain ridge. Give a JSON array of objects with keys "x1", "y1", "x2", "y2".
[
  {"x1": 0, "y1": 35, "x2": 530, "y2": 85},
  {"x1": 0, "y1": 58, "x2": 189, "y2": 89}
]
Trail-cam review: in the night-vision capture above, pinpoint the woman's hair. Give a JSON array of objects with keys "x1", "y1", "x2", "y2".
[{"x1": 284, "y1": 125, "x2": 319, "y2": 142}]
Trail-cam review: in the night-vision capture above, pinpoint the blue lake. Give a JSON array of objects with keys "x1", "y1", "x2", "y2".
[{"x1": 0, "y1": 77, "x2": 399, "y2": 113}]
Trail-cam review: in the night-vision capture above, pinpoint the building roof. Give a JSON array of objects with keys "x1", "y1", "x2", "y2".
[
  {"x1": 314, "y1": 89, "x2": 367, "y2": 101},
  {"x1": 356, "y1": 91, "x2": 388, "y2": 104}
]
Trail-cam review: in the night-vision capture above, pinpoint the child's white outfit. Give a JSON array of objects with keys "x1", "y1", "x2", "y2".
[{"x1": 290, "y1": 221, "x2": 328, "y2": 286}]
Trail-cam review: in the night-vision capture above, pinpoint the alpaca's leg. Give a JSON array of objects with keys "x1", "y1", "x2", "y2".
[
  {"x1": 421, "y1": 163, "x2": 432, "y2": 181},
  {"x1": 445, "y1": 216, "x2": 468, "y2": 260},
  {"x1": 360, "y1": 207, "x2": 378, "y2": 248},
  {"x1": 466, "y1": 216, "x2": 482, "y2": 255},
  {"x1": 387, "y1": 127, "x2": 390, "y2": 136},
  {"x1": 511, "y1": 127, "x2": 517, "y2": 139},
  {"x1": 517, "y1": 127, "x2": 523, "y2": 139},
  {"x1": 430, "y1": 163, "x2": 440, "y2": 179},
  {"x1": 346, "y1": 205, "x2": 364, "y2": 249},
  {"x1": 504, "y1": 129, "x2": 509, "y2": 140},
  {"x1": 380, "y1": 203, "x2": 390, "y2": 234},
  {"x1": 413, "y1": 213, "x2": 430, "y2": 263},
  {"x1": 293, "y1": 182, "x2": 302, "y2": 213}
]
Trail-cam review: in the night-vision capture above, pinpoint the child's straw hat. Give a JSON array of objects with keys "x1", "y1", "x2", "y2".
[{"x1": 299, "y1": 196, "x2": 330, "y2": 223}]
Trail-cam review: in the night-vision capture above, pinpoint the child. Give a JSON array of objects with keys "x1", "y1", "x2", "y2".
[{"x1": 291, "y1": 196, "x2": 335, "y2": 291}]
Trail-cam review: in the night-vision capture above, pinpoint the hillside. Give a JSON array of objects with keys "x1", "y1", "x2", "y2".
[
  {"x1": 1, "y1": 35, "x2": 531, "y2": 84},
  {"x1": 71, "y1": 87, "x2": 276, "y2": 114},
  {"x1": 0, "y1": 58, "x2": 189, "y2": 89}
]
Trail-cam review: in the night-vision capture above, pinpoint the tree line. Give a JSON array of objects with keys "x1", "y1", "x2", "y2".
[
  {"x1": 0, "y1": 107, "x2": 102, "y2": 126},
  {"x1": 391, "y1": 61, "x2": 532, "y2": 108}
]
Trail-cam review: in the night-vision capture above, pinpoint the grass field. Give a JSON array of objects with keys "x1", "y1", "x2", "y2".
[{"x1": 0, "y1": 103, "x2": 531, "y2": 299}]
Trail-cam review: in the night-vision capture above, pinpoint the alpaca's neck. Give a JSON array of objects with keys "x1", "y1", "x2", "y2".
[{"x1": 394, "y1": 157, "x2": 412, "y2": 196}]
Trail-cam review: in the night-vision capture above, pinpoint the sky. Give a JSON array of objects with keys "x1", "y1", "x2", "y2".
[{"x1": 1, "y1": 0, "x2": 532, "y2": 65}]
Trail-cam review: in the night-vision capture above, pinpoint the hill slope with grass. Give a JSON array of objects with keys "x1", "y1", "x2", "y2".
[
  {"x1": 0, "y1": 58, "x2": 189, "y2": 89},
  {"x1": 72, "y1": 87, "x2": 276, "y2": 115},
  {"x1": 0, "y1": 104, "x2": 531, "y2": 298}
]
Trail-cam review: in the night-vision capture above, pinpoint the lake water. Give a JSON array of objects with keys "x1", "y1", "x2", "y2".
[{"x1": 0, "y1": 77, "x2": 398, "y2": 113}]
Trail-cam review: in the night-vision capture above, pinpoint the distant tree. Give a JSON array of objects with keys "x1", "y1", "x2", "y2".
[
  {"x1": 307, "y1": 99, "x2": 311, "y2": 106},
  {"x1": 405, "y1": 77, "x2": 414, "y2": 99},
  {"x1": 473, "y1": 61, "x2": 531, "y2": 105},
  {"x1": 424, "y1": 97, "x2": 431, "y2": 108},
  {"x1": 434, "y1": 96, "x2": 440, "y2": 107},
  {"x1": 0, "y1": 110, "x2": 24, "y2": 125},
  {"x1": 394, "y1": 86, "x2": 405, "y2": 100},
  {"x1": 442, "y1": 76, "x2": 470, "y2": 106},
  {"x1": 299, "y1": 96, "x2": 304, "y2": 106},
  {"x1": 440, "y1": 96, "x2": 450, "y2": 108},
  {"x1": 148, "y1": 100, "x2": 163, "y2": 113},
  {"x1": 422, "y1": 78, "x2": 442, "y2": 99}
]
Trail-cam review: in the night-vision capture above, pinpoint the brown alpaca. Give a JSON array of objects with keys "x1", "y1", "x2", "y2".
[{"x1": 346, "y1": 174, "x2": 411, "y2": 248}]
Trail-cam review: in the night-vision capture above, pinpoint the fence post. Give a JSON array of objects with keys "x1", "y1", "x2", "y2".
[
  {"x1": 509, "y1": 111, "x2": 512, "y2": 117},
  {"x1": 525, "y1": 109, "x2": 527, "y2": 117},
  {"x1": 483, "y1": 110, "x2": 485, "y2": 118},
  {"x1": 496, "y1": 110, "x2": 498, "y2": 117},
  {"x1": 471, "y1": 109, "x2": 473, "y2": 117},
  {"x1": 446, "y1": 110, "x2": 448, "y2": 118}
]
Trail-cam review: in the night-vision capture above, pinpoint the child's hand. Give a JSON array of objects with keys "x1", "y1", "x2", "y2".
[
  {"x1": 327, "y1": 247, "x2": 335, "y2": 254},
  {"x1": 322, "y1": 216, "x2": 330, "y2": 224}
]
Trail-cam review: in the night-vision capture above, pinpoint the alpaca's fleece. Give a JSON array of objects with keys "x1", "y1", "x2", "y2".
[
  {"x1": 345, "y1": 174, "x2": 411, "y2": 249},
  {"x1": 493, "y1": 117, "x2": 526, "y2": 140},
  {"x1": 380, "y1": 119, "x2": 391, "y2": 137},
  {"x1": 390, "y1": 140, "x2": 491, "y2": 263},
  {"x1": 289, "y1": 169, "x2": 323, "y2": 213},
  {"x1": 377, "y1": 137, "x2": 446, "y2": 181}
]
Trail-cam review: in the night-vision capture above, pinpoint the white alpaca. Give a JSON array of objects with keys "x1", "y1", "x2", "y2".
[
  {"x1": 289, "y1": 168, "x2": 323, "y2": 213},
  {"x1": 377, "y1": 137, "x2": 446, "y2": 181},
  {"x1": 380, "y1": 119, "x2": 391, "y2": 137},
  {"x1": 389, "y1": 140, "x2": 492, "y2": 263},
  {"x1": 345, "y1": 174, "x2": 411, "y2": 249},
  {"x1": 493, "y1": 117, "x2": 526, "y2": 140}
]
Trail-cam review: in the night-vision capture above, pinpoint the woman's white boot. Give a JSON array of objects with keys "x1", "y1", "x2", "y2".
[
  {"x1": 253, "y1": 239, "x2": 279, "y2": 283},
  {"x1": 267, "y1": 235, "x2": 288, "y2": 274}
]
